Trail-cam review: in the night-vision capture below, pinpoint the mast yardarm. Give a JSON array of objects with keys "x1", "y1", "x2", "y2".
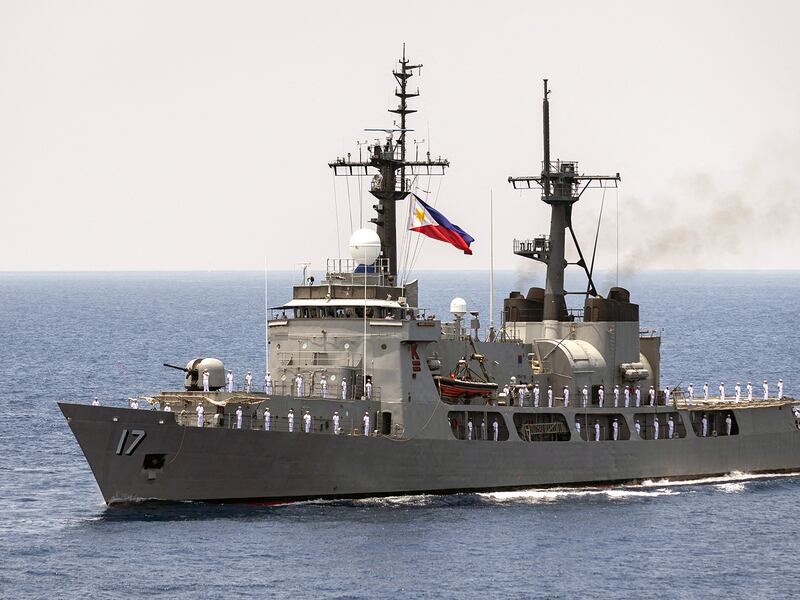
[
  {"x1": 508, "y1": 80, "x2": 621, "y2": 325},
  {"x1": 329, "y1": 47, "x2": 449, "y2": 281}
]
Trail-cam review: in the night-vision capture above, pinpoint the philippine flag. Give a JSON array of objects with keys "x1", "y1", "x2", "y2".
[{"x1": 408, "y1": 194, "x2": 474, "y2": 255}]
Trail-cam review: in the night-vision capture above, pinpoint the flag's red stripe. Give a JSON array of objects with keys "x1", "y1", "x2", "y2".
[{"x1": 411, "y1": 225, "x2": 473, "y2": 254}]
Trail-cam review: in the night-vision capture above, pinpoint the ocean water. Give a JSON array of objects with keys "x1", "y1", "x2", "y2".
[{"x1": 1, "y1": 270, "x2": 799, "y2": 599}]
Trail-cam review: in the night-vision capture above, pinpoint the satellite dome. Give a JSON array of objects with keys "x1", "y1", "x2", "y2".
[
  {"x1": 349, "y1": 228, "x2": 381, "y2": 264},
  {"x1": 450, "y1": 297, "x2": 467, "y2": 317}
]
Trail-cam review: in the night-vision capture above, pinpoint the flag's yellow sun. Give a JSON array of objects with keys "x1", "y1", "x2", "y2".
[{"x1": 414, "y1": 208, "x2": 425, "y2": 222}]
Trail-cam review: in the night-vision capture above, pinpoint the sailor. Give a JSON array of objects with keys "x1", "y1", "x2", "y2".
[
  {"x1": 366, "y1": 380, "x2": 373, "y2": 400},
  {"x1": 342, "y1": 378, "x2": 348, "y2": 400},
  {"x1": 703, "y1": 382, "x2": 709, "y2": 401},
  {"x1": 533, "y1": 383, "x2": 540, "y2": 407},
  {"x1": 726, "y1": 413, "x2": 732, "y2": 435},
  {"x1": 547, "y1": 386, "x2": 553, "y2": 408},
  {"x1": 667, "y1": 416, "x2": 674, "y2": 439},
  {"x1": 594, "y1": 421, "x2": 601, "y2": 442},
  {"x1": 648, "y1": 386, "x2": 656, "y2": 407},
  {"x1": 763, "y1": 380, "x2": 769, "y2": 401},
  {"x1": 244, "y1": 371, "x2": 252, "y2": 393},
  {"x1": 663, "y1": 386, "x2": 670, "y2": 406},
  {"x1": 613, "y1": 385, "x2": 620, "y2": 408},
  {"x1": 635, "y1": 386, "x2": 641, "y2": 407},
  {"x1": 236, "y1": 406, "x2": 243, "y2": 429},
  {"x1": 624, "y1": 386, "x2": 630, "y2": 408},
  {"x1": 502, "y1": 384, "x2": 510, "y2": 399},
  {"x1": 575, "y1": 420, "x2": 581, "y2": 437},
  {"x1": 687, "y1": 384, "x2": 694, "y2": 406},
  {"x1": 563, "y1": 386, "x2": 570, "y2": 408},
  {"x1": 701, "y1": 414, "x2": 708, "y2": 437},
  {"x1": 719, "y1": 382, "x2": 725, "y2": 402},
  {"x1": 226, "y1": 369, "x2": 234, "y2": 393},
  {"x1": 303, "y1": 411, "x2": 312, "y2": 433},
  {"x1": 734, "y1": 382, "x2": 741, "y2": 402},
  {"x1": 363, "y1": 411, "x2": 370, "y2": 436},
  {"x1": 634, "y1": 419, "x2": 641, "y2": 437},
  {"x1": 746, "y1": 381, "x2": 753, "y2": 401},
  {"x1": 130, "y1": 398, "x2": 139, "y2": 410},
  {"x1": 582, "y1": 385, "x2": 589, "y2": 408},
  {"x1": 92, "y1": 397, "x2": 100, "y2": 406},
  {"x1": 321, "y1": 377, "x2": 328, "y2": 398},
  {"x1": 519, "y1": 386, "x2": 527, "y2": 406},
  {"x1": 202, "y1": 368, "x2": 210, "y2": 392},
  {"x1": 598, "y1": 385, "x2": 605, "y2": 408},
  {"x1": 264, "y1": 372, "x2": 273, "y2": 394},
  {"x1": 288, "y1": 409, "x2": 295, "y2": 432},
  {"x1": 264, "y1": 407, "x2": 271, "y2": 431},
  {"x1": 196, "y1": 403, "x2": 204, "y2": 428},
  {"x1": 778, "y1": 379, "x2": 784, "y2": 400},
  {"x1": 332, "y1": 411, "x2": 340, "y2": 434},
  {"x1": 492, "y1": 418, "x2": 499, "y2": 441},
  {"x1": 164, "y1": 404, "x2": 172, "y2": 412},
  {"x1": 653, "y1": 417, "x2": 660, "y2": 440},
  {"x1": 612, "y1": 418, "x2": 619, "y2": 441},
  {"x1": 467, "y1": 419, "x2": 473, "y2": 440},
  {"x1": 295, "y1": 373, "x2": 303, "y2": 397}
]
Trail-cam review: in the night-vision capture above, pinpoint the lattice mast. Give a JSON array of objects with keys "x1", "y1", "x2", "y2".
[
  {"x1": 329, "y1": 47, "x2": 449, "y2": 280},
  {"x1": 509, "y1": 80, "x2": 620, "y2": 323}
]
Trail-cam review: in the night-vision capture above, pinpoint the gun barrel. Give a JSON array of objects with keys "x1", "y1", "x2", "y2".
[{"x1": 163, "y1": 362, "x2": 190, "y2": 373}]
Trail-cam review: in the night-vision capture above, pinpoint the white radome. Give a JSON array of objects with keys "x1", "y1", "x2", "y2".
[
  {"x1": 349, "y1": 228, "x2": 381, "y2": 264},
  {"x1": 450, "y1": 297, "x2": 467, "y2": 317}
]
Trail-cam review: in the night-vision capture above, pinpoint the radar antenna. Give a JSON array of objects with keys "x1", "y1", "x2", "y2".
[
  {"x1": 508, "y1": 80, "x2": 620, "y2": 323},
  {"x1": 329, "y1": 45, "x2": 449, "y2": 279}
]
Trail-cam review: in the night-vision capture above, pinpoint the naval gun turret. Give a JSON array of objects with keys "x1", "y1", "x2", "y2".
[{"x1": 163, "y1": 357, "x2": 225, "y2": 391}]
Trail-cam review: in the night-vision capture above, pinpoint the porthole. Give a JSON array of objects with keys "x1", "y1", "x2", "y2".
[{"x1": 381, "y1": 344, "x2": 387, "y2": 350}]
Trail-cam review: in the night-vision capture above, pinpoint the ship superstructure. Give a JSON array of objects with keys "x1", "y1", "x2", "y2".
[{"x1": 59, "y1": 51, "x2": 800, "y2": 505}]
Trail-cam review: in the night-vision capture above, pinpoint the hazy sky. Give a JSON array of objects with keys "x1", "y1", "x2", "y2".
[{"x1": 2, "y1": 0, "x2": 799, "y2": 274}]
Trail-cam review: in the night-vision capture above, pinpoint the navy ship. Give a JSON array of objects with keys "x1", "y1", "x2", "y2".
[{"x1": 59, "y1": 51, "x2": 800, "y2": 504}]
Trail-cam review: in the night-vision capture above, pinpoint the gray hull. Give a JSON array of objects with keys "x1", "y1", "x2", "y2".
[{"x1": 60, "y1": 401, "x2": 800, "y2": 504}]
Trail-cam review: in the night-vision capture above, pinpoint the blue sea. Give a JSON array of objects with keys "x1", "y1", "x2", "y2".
[{"x1": 1, "y1": 270, "x2": 799, "y2": 599}]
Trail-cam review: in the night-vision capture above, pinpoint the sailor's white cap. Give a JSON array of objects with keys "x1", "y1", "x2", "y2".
[
  {"x1": 289, "y1": 408, "x2": 294, "y2": 412},
  {"x1": 365, "y1": 411, "x2": 369, "y2": 415},
  {"x1": 228, "y1": 369, "x2": 232, "y2": 372},
  {"x1": 305, "y1": 410, "x2": 310, "y2": 414},
  {"x1": 334, "y1": 411, "x2": 338, "y2": 414}
]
